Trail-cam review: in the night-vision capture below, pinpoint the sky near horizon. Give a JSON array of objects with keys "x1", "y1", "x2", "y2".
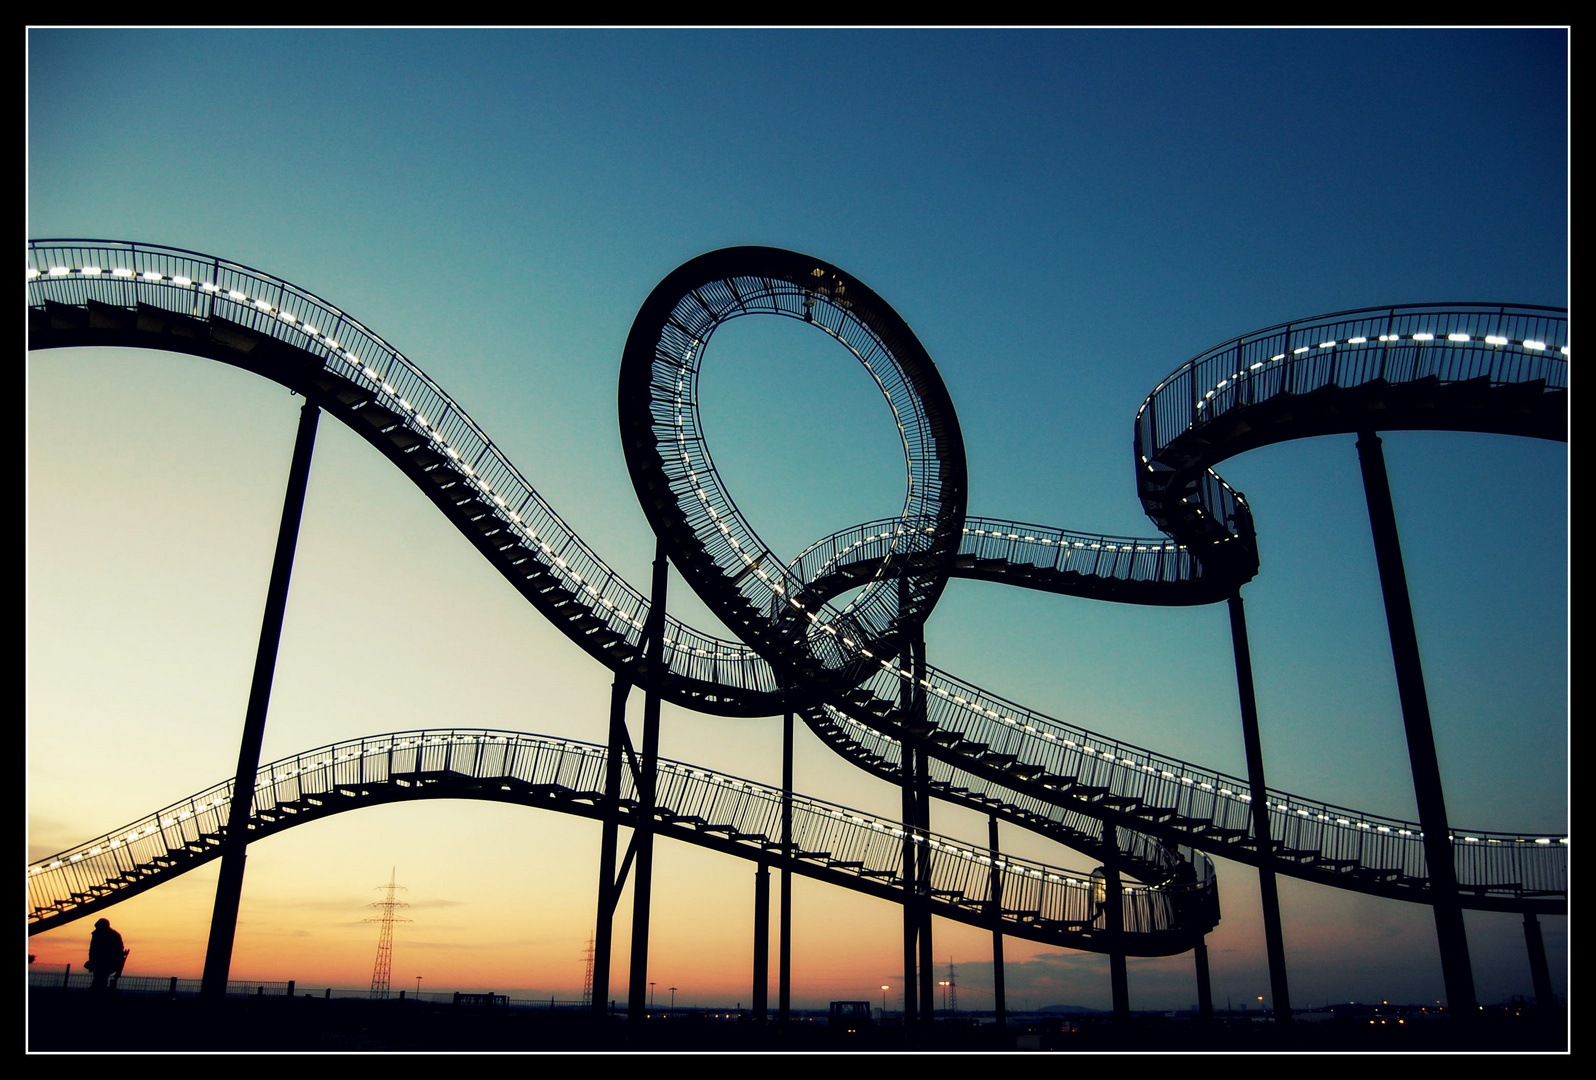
[{"x1": 27, "y1": 28, "x2": 1566, "y2": 1012}]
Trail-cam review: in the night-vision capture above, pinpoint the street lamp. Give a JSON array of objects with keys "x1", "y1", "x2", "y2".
[
  {"x1": 415, "y1": 976, "x2": 422, "y2": 998},
  {"x1": 881, "y1": 984, "x2": 890, "y2": 1019}
]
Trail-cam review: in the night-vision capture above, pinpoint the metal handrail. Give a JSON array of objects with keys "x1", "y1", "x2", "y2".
[
  {"x1": 1134, "y1": 304, "x2": 1568, "y2": 556},
  {"x1": 28, "y1": 243, "x2": 1566, "y2": 909},
  {"x1": 27, "y1": 729, "x2": 1213, "y2": 943}
]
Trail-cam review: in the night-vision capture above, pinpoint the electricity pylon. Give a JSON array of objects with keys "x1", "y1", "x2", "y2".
[{"x1": 366, "y1": 868, "x2": 410, "y2": 999}]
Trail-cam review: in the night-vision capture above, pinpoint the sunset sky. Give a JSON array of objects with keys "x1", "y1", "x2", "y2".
[{"x1": 27, "y1": 28, "x2": 1566, "y2": 1013}]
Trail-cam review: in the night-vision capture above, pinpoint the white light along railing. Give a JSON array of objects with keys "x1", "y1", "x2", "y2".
[
  {"x1": 28, "y1": 730, "x2": 1211, "y2": 937},
  {"x1": 29, "y1": 246, "x2": 1566, "y2": 903}
]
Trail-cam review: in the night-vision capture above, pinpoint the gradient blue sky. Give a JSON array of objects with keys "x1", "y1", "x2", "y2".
[{"x1": 27, "y1": 28, "x2": 1566, "y2": 1012}]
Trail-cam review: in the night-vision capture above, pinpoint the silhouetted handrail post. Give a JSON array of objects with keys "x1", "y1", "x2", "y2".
[
  {"x1": 200, "y1": 398, "x2": 319, "y2": 999},
  {"x1": 1356, "y1": 430, "x2": 1477, "y2": 1014},
  {"x1": 1227, "y1": 591, "x2": 1292, "y2": 1024}
]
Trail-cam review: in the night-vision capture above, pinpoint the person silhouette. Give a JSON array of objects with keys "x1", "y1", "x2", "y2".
[{"x1": 87, "y1": 918, "x2": 126, "y2": 992}]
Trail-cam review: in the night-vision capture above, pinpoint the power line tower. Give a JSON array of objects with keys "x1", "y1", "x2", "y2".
[
  {"x1": 582, "y1": 935, "x2": 595, "y2": 1009},
  {"x1": 365, "y1": 868, "x2": 410, "y2": 1000},
  {"x1": 946, "y1": 957, "x2": 958, "y2": 1015}
]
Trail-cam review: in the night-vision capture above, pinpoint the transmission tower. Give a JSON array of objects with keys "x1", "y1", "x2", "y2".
[
  {"x1": 365, "y1": 868, "x2": 410, "y2": 1000},
  {"x1": 582, "y1": 935, "x2": 595, "y2": 1008},
  {"x1": 947, "y1": 957, "x2": 958, "y2": 1014}
]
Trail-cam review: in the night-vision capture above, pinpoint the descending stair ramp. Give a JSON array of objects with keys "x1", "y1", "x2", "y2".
[{"x1": 27, "y1": 729, "x2": 1216, "y2": 957}]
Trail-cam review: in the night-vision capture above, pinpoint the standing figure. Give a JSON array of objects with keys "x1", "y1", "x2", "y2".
[{"x1": 87, "y1": 918, "x2": 126, "y2": 992}]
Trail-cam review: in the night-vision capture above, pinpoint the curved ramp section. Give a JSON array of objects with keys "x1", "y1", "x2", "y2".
[
  {"x1": 26, "y1": 730, "x2": 1216, "y2": 956},
  {"x1": 795, "y1": 516, "x2": 1235, "y2": 608},
  {"x1": 27, "y1": 242, "x2": 1566, "y2": 915},
  {"x1": 619, "y1": 247, "x2": 968, "y2": 696},
  {"x1": 28, "y1": 242, "x2": 782, "y2": 716},
  {"x1": 1136, "y1": 304, "x2": 1567, "y2": 572}
]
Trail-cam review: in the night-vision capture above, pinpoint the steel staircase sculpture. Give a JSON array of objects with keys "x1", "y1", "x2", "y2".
[
  {"x1": 27, "y1": 241, "x2": 1566, "y2": 938},
  {"x1": 25, "y1": 729, "x2": 1217, "y2": 956}
]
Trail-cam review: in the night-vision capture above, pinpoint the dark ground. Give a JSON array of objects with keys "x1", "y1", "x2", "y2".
[{"x1": 28, "y1": 989, "x2": 1567, "y2": 1054}]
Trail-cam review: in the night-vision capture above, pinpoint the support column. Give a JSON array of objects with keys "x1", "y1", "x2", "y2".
[
  {"x1": 779, "y1": 704, "x2": 793, "y2": 1025},
  {"x1": 591, "y1": 674, "x2": 631, "y2": 1018},
  {"x1": 626, "y1": 543, "x2": 668, "y2": 1027},
  {"x1": 1227, "y1": 591, "x2": 1292, "y2": 1024},
  {"x1": 1194, "y1": 934, "x2": 1214, "y2": 1022},
  {"x1": 901, "y1": 740, "x2": 919, "y2": 1032},
  {"x1": 916, "y1": 743, "x2": 934, "y2": 1028},
  {"x1": 1356, "y1": 430, "x2": 1476, "y2": 1013},
  {"x1": 1522, "y1": 912, "x2": 1558, "y2": 1010},
  {"x1": 911, "y1": 629, "x2": 934, "y2": 1028},
  {"x1": 1101, "y1": 819, "x2": 1129, "y2": 1023},
  {"x1": 201, "y1": 398, "x2": 320, "y2": 999},
  {"x1": 752, "y1": 865, "x2": 770, "y2": 1021},
  {"x1": 988, "y1": 815, "x2": 1006, "y2": 1032}
]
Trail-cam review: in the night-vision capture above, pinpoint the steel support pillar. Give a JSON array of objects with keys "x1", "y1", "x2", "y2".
[
  {"x1": 1101, "y1": 819, "x2": 1129, "y2": 1022},
  {"x1": 900, "y1": 743, "x2": 919, "y2": 1032},
  {"x1": 917, "y1": 741, "x2": 934, "y2": 1028},
  {"x1": 1522, "y1": 912, "x2": 1558, "y2": 1010},
  {"x1": 911, "y1": 630, "x2": 934, "y2": 1029},
  {"x1": 1227, "y1": 591, "x2": 1293, "y2": 1024},
  {"x1": 626, "y1": 543, "x2": 668, "y2": 1026},
  {"x1": 988, "y1": 815, "x2": 1006, "y2": 1031},
  {"x1": 752, "y1": 865, "x2": 770, "y2": 1021},
  {"x1": 1356, "y1": 430, "x2": 1476, "y2": 1013},
  {"x1": 590, "y1": 673, "x2": 631, "y2": 1018},
  {"x1": 779, "y1": 704, "x2": 793, "y2": 1025},
  {"x1": 1194, "y1": 933, "x2": 1214, "y2": 1022},
  {"x1": 201, "y1": 398, "x2": 320, "y2": 999}
]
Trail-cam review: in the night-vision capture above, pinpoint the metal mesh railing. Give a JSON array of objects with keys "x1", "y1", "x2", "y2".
[
  {"x1": 27, "y1": 241, "x2": 779, "y2": 705},
  {"x1": 1134, "y1": 304, "x2": 1567, "y2": 559},
  {"x1": 29, "y1": 244, "x2": 1566, "y2": 912},
  {"x1": 28, "y1": 729, "x2": 1211, "y2": 941}
]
